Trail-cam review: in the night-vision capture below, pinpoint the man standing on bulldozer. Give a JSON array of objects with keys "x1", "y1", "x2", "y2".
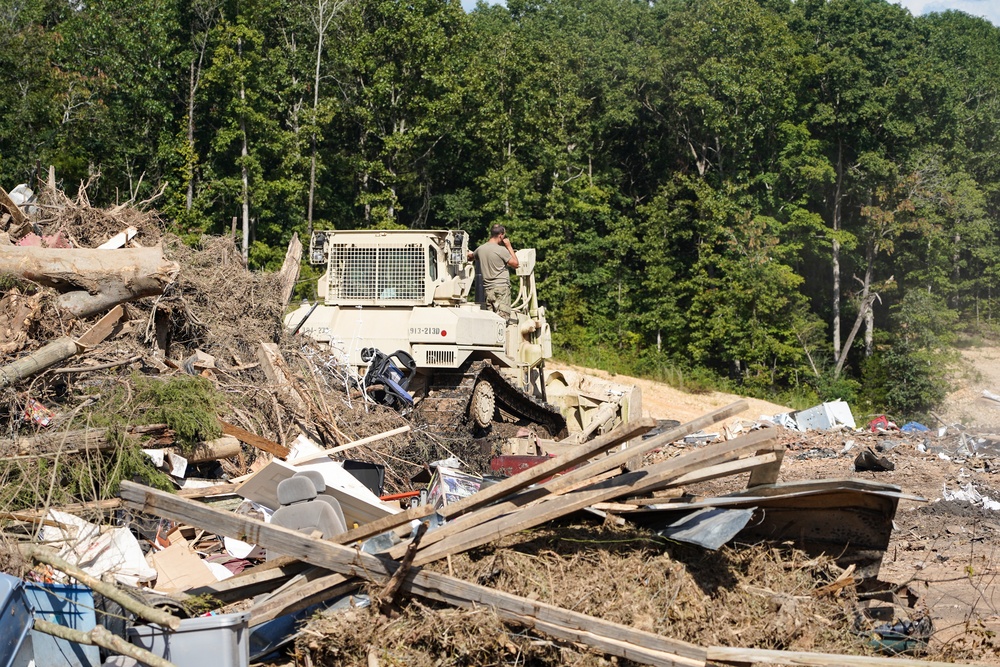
[{"x1": 469, "y1": 224, "x2": 519, "y2": 321}]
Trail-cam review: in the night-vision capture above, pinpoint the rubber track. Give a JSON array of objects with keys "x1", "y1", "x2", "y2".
[
  {"x1": 415, "y1": 360, "x2": 567, "y2": 438},
  {"x1": 477, "y1": 363, "x2": 567, "y2": 439}
]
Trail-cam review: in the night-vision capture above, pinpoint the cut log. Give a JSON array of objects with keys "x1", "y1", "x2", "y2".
[
  {"x1": 166, "y1": 435, "x2": 242, "y2": 464},
  {"x1": 0, "y1": 244, "x2": 179, "y2": 318},
  {"x1": 0, "y1": 337, "x2": 79, "y2": 388}
]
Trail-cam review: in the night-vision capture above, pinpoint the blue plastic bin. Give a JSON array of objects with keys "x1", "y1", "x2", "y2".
[
  {"x1": 0, "y1": 573, "x2": 32, "y2": 667},
  {"x1": 24, "y1": 583, "x2": 100, "y2": 667}
]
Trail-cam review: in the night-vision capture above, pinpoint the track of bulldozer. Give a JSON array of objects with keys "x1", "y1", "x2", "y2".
[{"x1": 414, "y1": 360, "x2": 567, "y2": 439}]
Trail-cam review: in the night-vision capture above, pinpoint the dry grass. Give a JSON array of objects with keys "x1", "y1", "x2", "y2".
[{"x1": 297, "y1": 522, "x2": 903, "y2": 666}]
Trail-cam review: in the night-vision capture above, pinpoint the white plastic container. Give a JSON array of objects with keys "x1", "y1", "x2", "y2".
[{"x1": 127, "y1": 612, "x2": 250, "y2": 667}]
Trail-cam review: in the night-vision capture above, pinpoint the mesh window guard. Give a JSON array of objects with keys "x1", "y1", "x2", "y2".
[{"x1": 328, "y1": 245, "x2": 425, "y2": 301}]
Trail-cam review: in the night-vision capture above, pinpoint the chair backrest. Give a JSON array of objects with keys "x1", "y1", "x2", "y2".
[
  {"x1": 294, "y1": 471, "x2": 348, "y2": 531},
  {"x1": 268, "y1": 477, "x2": 345, "y2": 559},
  {"x1": 277, "y1": 477, "x2": 316, "y2": 505}
]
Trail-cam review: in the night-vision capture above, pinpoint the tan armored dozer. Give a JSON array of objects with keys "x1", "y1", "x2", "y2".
[{"x1": 285, "y1": 229, "x2": 639, "y2": 441}]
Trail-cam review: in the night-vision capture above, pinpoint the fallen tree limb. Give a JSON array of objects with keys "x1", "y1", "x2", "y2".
[
  {"x1": 0, "y1": 305, "x2": 126, "y2": 388},
  {"x1": 0, "y1": 244, "x2": 179, "y2": 318},
  {"x1": 34, "y1": 619, "x2": 177, "y2": 667},
  {"x1": 21, "y1": 544, "x2": 182, "y2": 630},
  {"x1": 52, "y1": 355, "x2": 142, "y2": 374}
]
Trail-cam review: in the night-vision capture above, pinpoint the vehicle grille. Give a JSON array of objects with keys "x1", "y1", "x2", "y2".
[
  {"x1": 425, "y1": 350, "x2": 455, "y2": 366},
  {"x1": 327, "y1": 245, "x2": 425, "y2": 301}
]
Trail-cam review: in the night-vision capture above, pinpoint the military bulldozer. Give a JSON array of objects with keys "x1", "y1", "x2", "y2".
[{"x1": 285, "y1": 229, "x2": 639, "y2": 443}]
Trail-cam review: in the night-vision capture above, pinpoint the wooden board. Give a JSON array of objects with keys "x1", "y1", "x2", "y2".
[
  {"x1": 249, "y1": 571, "x2": 358, "y2": 627},
  {"x1": 439, "y1": 418, "x2": 656, "y2": 520},
  {"x1": 538, "y1": 401, "x2": 749, "y2": 497},
  {"x1": 706, "y1": 646, "x2": 965, "y2": 667},
  {"x1": 410, "y1": 430, "x2": 779, "y2": 566},
  {"x1": 119, "y1": 481, "x2": 706, "y2": 667},
  {"x1": 219, "y1": 419, "x2": 289, "y2": 458}
]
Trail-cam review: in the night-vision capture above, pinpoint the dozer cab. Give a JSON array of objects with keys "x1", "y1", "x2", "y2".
[{"x1": 285, "y1": 229, "x2": 639, "y2": 442}]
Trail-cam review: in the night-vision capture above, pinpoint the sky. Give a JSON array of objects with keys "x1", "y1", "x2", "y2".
[
  {"x1": 896, "y1": 0, "x2": 1000, "y2": 26},
  {"x1": 460, "y1": 0, "x2": 1000, "y2": 27}
]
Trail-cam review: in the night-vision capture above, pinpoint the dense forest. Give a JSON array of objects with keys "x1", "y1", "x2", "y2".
[{"x1": 2, "y1": 0, "x2": 999, "y2": 418}]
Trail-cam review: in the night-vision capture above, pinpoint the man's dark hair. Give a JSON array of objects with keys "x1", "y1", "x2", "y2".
[{"x1": 490, "y1": 224, "x2": 506, "y2": 238}]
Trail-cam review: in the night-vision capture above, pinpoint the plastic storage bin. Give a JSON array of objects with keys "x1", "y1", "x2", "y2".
[
  {"x1": 0, "y1": 573, "x2": 32, "y2": 667},
  {"x1": 24, "y1": 583, "x2": 100, "y2": 667},
  {"x1": 128, "y1": 612, "x2": 250, "y2": 667}
]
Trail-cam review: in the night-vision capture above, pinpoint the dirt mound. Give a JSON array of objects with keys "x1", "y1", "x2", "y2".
[{"x1": 547, "y1": 362, "x2": 792, "y2": 425}]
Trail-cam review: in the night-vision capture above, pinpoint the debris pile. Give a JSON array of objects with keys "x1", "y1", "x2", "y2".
[{"x1": 0, "y1": 182, "x2": 989, "y2": 667}]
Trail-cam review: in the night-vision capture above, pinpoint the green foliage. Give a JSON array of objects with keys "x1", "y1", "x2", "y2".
[
  {"x1": 0, "y1": 445, "x2": 174, "y2": 513},
  {"x1": 81, "y1": 374, "x2": 223, "y2": 451},
  {"x1": 133, "y1": 376, "x2": 223, "y2": 449},
  {"x1": 859, "y1": 291, "x2": 959, "y2": 419},
  {"x1": 3, "y1": 0, "x2": 1000, "y2": 411}
]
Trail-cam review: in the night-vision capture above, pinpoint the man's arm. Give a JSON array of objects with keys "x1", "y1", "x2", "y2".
[{"x1": 503, "y1": 238, "x2": 519, "y2": 269}]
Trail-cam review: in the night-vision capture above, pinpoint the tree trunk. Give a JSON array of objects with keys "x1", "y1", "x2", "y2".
[
  {"x1": 239, "y1": 38, "x2": 250, "y2": 264},
  {"x1": 831, "y1": 141, "x2": 844, "y2": 362},
  {"x1": 187, "y1": 60, "x2": 196, "y2": 213},
  {"x1": 833, "y1": 247, "x2": 875, "y2": 378},
  {"x1": 0, "y1": 245, "x2": 178, "y2": 318}
]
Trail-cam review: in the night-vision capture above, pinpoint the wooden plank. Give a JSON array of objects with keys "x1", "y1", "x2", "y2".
[
  {"x1": 706, "y1": 646, "x2": 970, "y2": 667},
  {"x1": 76, "y1": 305, "x2": 126, "y2": 348},
  {"x1": 97, "y1": 226, "x2": 138, "y2": 250},
  {"x1": 119, "y1": 481, "x2": 706, "y2": 667},
  {"x1": 747, "y1": 441, "x2": 785, "y2": 487},
  {"x1": 249, "y1": 571, "x2": 358, "y2": 627},
  {"x1": 438, "y1": 419, "x2": 655, "y2": 520},
  {"x1": 385, "y1": 467, "x2": 623, "y2": 561},
  {"x1": 287, "y1": 425, "x2": 412, "y2": 465},
  {"x1": 409, "y1": 430, "x2": 774, "y2": 562},
  {"x1": 539, "y1": 401, "x2": 748, "y2": 497},
  {"x1": 411, "y1": 431, "x2": 779, "y2": 566},
  {"x1": 653, "y1": 450, "x2": 781, "y2": 490},
  {"x1": 219, "y1": 419, "x2": 289, "y2": 458},
  {"x1": 0, "y1": 184, "x2": 26, "y2": 226},
  {"x1": 334, "y1": 503, "x2": 434, "y2": 545},
  {"x1": 382, "y1": 407, "x2": 748, "y2": 560},
  {"x1": 185, "y1": 559, "x2": 307, "y2": 603}
]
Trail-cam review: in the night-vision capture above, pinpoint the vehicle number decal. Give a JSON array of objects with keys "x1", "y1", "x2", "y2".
[{"x1": 409, "y1": 327, "x2": 441, "y2": 335}]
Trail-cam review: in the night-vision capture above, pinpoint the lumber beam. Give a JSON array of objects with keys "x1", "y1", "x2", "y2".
[
  {"x1": 219, "y1": 419, "x2": 289, "y2": 458},
  {"x1": 439, "y1": 418, "x2": 655, "y2": 520},
  {"x1": 119, "y1": 481, "x2": 706, "y2": 667},
  {"x1": 410, "y1": 430, "x2": 779, "y2": 566}
]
